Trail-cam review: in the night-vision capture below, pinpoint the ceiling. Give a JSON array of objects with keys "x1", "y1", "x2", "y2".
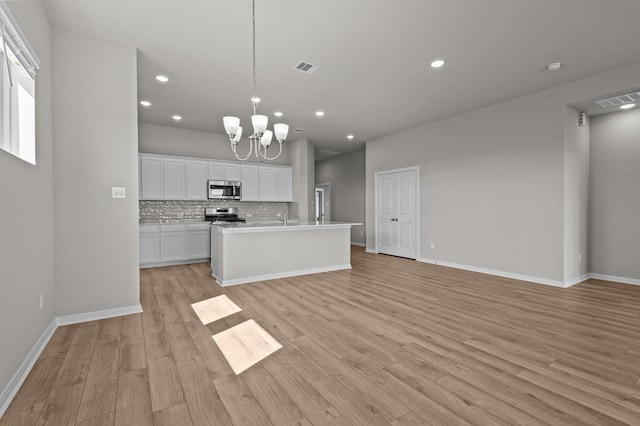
[{"x1": 42, "y1": 0, "x2": 640, "y2": 160}]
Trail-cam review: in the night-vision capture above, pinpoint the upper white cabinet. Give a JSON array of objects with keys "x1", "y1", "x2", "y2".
[
  {"x1": 140, "y1": 154, "x2": 185, "y2": 200},
  {"x1": 139, "y1": 153, "x2": 293, "y2": 202},
  {"x1": 240, "y1": 165, "x2": 259, "y2": 201},
  {"x1": 186, "y1": 160, "x2": 208, "y2": 200},
  {"x1": 140, "y1": 156, "x2": 163, "y2": 199},
  {"x1": 276, "y1": 167, "x2": 293, "y2": 201},
  {"x1": 259, "y1": 166, "x2": 277, "y2": 201},
  {"x1": 209, "y1": 161, "x2": 241, "y2": 181}
]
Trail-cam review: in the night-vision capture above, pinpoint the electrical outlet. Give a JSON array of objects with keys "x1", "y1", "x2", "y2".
[
  {"x1": 430, "y1": 242, "x2": 435, "y2": 249},
  {"x1": 39, "y1": 294, "x2": 44, "y2": 310}
]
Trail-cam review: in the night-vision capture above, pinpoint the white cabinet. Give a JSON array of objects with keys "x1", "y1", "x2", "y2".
[
  {"x1": 140, "y1": 156, "x2": 163, "y2": 199},
  {"x1": 140, "y1": 223, "x2": 210, "y2": 267},
  {"x1": 187, "y1": 223, "x2": 211, "y2": 259},
  {"x1": 241, "y1": 165, "x2": 259, "y2": 201},
  {"x1": 163, "y1": 158, "x2": 186, "y2": 200},
  {"x1": 160, "y1": 224, "x2": 186, "y2": 262},
  {"x1": 276, "y1": 167, "x2": 293, "y2": 201},
  {"x1": 139, "y1": 153, "x2": 292, "y2": 202},
  {"x1": 259, "y1": 166, "x2": 277, "y2": 201},
  {"x1": 139, "y1": 154, "x2": 185, "y2": 200},
  {"x1": 209, "y1": 161, "x2": 241, "y2": 181},
  {"x1": 186, "y1": 160, "x2": 208, "y2": 200},
  {"x1": 139, "y1": 225, "x2": 160, "y2": 264}
]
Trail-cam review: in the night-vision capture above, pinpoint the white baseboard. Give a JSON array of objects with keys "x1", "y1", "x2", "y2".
[
  {"x1": 140, "y1": 258, "x2": 209, "y2": 269},
  {"x1": 55, "y1": 304, "x2": 143, "y2": 326},
  {"x1": 589, "y1": 273, "x2": 640, "y2": 286},
  {"x1": 216, "y1": 264, "x2": 352, "y2": 287},
  {"x1": 418, "y1": 257, "x2": 569, "y2": 288},
  {"x1": 364, "y1": 248, "x2": 377, "y2": 254},
  {"x1": 351, "y1": 242, "x2": 366, "y2": 247},
  {"x1": 564, "y1": 273, "x2": 590, "y2": 288},
  {"x1": 0, "y1": 319, "x2": 57, "y2": 418}
]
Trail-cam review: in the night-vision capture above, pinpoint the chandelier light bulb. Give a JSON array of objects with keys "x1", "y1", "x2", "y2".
[
  {"x1": 261, "y1": 130, "x2": 273, "y2": 147},
  {"x1": 274, "y1": 123, "x2": 289, "y2": 142},
  {"x1": 251, "y1": 114, "x2": 268, "y2": 135},
  {"x1": 223, "y1": 116, "x2": 240, "y2": 136}
]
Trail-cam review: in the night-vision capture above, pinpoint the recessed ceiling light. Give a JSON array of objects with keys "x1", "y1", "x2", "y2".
[
  {"x1": 274, "y1": 111, "x2": 283, "y2": 117},
  {"x1": 620, "y1": 103, "x2": 635, "y2": 110},
  {"x1": 315, "y1": 111, "x2": 324, "y2": 117},
  {"x1": 155, "y1": 75, "x2": 169, "y2": 82},
  {"x1": 547, "y1": 62, "x2": 562, "y2": 71},
  {"x1": 430, "y1": 59, "x2": 445, "y2": 68},
  {"x1": 172, "y1": 115, "x2": 182, "y2": 120},
  {"x1": 139, "y1": 100, "x2": 151, "y2": 107},
  {"x1": 347, "y1": 134, "x2": 354, "y2": 140}
]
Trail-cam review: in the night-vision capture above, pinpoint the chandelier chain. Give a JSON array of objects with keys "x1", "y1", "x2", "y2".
[{"x1": 252, "y1": 0, "x2": 257, "y2": 114}]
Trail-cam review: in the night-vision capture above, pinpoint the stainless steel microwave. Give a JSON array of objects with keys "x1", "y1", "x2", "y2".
[{"x1": 208, "y1": 180, "x2": 241, "y2": 200}]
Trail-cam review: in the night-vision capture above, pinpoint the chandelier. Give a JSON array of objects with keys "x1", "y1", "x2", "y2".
[{"x1": 223, "y1": 0, "x2": 288, "y2": 162}]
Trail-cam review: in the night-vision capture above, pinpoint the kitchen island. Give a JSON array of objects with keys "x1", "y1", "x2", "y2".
[{"x1": 210, "y1": 221, "x2": 360, "y2": 286}]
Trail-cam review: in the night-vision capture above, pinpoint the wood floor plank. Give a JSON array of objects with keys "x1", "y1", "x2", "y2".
[
  {"x1": 213, "y1": 375, "x2": 273, "y2": 426},
  {"x1": 152, "y1": 403, "x2": 193, "y2": 426},
  {"x1": 6, "y1": 248, "x2": 640, "y2": 425},
  {"x1": 241, "y1": 366, "x2": 312, "y2": 426},
  {"x1": 114, "y1": 369, "x2": 152, "y2": 426}
]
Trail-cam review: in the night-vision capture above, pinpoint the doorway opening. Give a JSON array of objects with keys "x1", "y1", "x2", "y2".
[{"x1": 315, "y1": 183, "x2": 331, "y2": 222}]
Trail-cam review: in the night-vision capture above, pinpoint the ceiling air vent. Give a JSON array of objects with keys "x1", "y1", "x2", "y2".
[
  {"x1": 293, "y1": 61, "x2": 319, "y2": 74},
  {"x1": 292, "y1": 128, "x2": 306, "y2": 133},
  {"x1": 317, "y1": 149, "x2": 339, "y2": 157},
  {"x1": 595, "y1": 92, "x2": 640, "y2": 108}
]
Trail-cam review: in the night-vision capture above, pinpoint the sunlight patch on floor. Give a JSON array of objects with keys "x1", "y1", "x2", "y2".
[
  {"x1": 212, "y1": 319, "x2": 283, "y2": 374},
  {"x1": 191, "y1": 295, "x2": 242, "y2": 325}
]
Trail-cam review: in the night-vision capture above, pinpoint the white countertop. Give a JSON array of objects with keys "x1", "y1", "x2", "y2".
[{"x1": 211, "y1": 220, "x2": 361, "y2": 234}]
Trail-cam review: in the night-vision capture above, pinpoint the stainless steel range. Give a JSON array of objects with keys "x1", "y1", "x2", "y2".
[{"x1": 205, "y1": 207, "x2": 246, "y2": 224}]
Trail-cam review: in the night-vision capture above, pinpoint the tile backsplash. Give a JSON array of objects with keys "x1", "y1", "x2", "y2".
[{"x1": 139, "y1": 200, "x2": 296, "y2": 223}]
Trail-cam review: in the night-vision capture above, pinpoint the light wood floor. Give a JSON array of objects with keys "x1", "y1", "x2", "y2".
[{"x1": 3, "y1": 247, "x2": 640, "y2": 425}]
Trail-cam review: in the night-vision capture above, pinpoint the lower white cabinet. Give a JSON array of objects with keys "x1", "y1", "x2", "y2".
[
  {"x1": 139, "y1": 223, "x2": 211, "y2": 267},
  {"x1": 139, "y1": 225, "x2": 160, "y2": 264},
  {"x1": 160, "y1": 224, "x2": 186, "y2": 262},
  {"x1": 187, "y1": 223, "x2": 211, "y2": 259}
]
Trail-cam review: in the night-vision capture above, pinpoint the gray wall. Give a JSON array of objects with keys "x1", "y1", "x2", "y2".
[
  {"x1": 52, "y1": 29, "x2": 140, "y2": 316},
  {"x1": 316, "y1": 149, "x2": 366, "y2": 244},
  {"x1": 366, "y1": 62, "x2": 640, "y2": 284},
  {"x1": 0, "y1": 1, "x2": 54, "y2": 399},
  {"x1": 590, "y1": 108, "x2": 640, "y2": 280},
  {"x1": 139, "y1": 122, "x2": 291, "y2": 165}
]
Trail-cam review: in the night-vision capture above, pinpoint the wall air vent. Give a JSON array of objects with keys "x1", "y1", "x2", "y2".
[
  {"x1": 595, "y1": 92, "x2": 640, "y2": 108},
  {"x1": 293, "y1": 61, "x2": 319, "y2": 74},
  {"x1": 292, "y1": 128, "x2": 306, "y2": 133}
]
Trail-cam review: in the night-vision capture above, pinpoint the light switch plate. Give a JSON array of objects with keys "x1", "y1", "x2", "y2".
[{"x1": 112, "y1": 187, "x2": 126, "y2": 198}]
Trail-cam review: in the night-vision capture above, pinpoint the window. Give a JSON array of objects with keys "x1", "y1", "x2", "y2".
[{"x1": 0, "y1": 3, "x2": 40, "y2": 165}]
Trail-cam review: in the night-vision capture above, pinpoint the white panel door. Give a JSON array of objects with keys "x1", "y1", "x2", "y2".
[
  {"x1": 186, "y1": 160, "x2": 208, "y2": 200},
  {"x1": 376, "y1": 169, "x2": 417, "y2": 259},
  {"x1": 377, "y1": 174, "x2": 396, "y2": 254}
]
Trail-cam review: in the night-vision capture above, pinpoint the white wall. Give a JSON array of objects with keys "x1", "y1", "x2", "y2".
[
  {"x1": 139, "y1": 122, "x2": 291, "y2": 165},
  {"x1": 563, "y1": 107, "x2": 590, "y2": 282},
  {"x1": 0, "y1": 0, "x2": 54, "y2": 400},
  {"x1": 52, "y1": 29, "x2": 140, "y2": 316},
  {"x1": 366, "y1": 62, "x2": 640, "y2": 284},
  {"x1": 590, "y1": 108, "x2": 640, "y2": 280},
  {"x1": 316, "y1": 149, "x2": 366, "y2": 244}
]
